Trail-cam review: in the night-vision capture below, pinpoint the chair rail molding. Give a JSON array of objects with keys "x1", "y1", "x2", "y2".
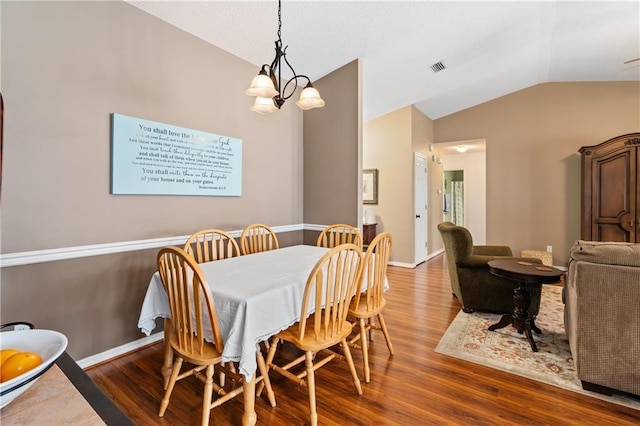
[
  {"x1": 0, "y1": 224, "x2": 422, "y2": 269},
  {"x1": 0, "y1": 224, "x2": 304, "y2": 268}
]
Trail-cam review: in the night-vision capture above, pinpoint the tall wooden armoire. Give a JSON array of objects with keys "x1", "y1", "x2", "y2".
[{"x1": 579, "y1": 133, "x2": 640, "y2": 242}]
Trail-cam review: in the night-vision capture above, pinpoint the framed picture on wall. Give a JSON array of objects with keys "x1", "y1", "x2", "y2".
[{"x1": 363, "y1": 169, "x2": 378, "y2": 204}]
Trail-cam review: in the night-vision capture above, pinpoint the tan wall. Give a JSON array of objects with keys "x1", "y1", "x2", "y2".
[
  {"x1": 411, "y1": 107, "x2": 444, "y2": 257},
  {"x1": 1, "y1": 1, "x2": 304, "y2": 253},
  {"x1": 0, "y1": 1, "x2": 352, "y2": 359},
  {"x1": 303, "y1": 60, "x2": 361, "y2": 230},
  {"x1": 363, "y1": 106, "x2": 443, "y2": 264},
  {"x1": 434, "y1": 82, "x2": 640, "y2": 265},
  {"x1": 1, "y1": 250, "x2": 158, "y2": 357},
  {"x1": 363, "y1": 107, "x2": 412, "y2": 263}
]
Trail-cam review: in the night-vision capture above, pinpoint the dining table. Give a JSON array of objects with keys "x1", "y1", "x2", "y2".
[{"x1": 138, "y1": 244, "x2": 332, "y2": 425}]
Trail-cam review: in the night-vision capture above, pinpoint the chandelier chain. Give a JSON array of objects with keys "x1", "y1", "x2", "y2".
[{"x1": 277, "y1": 0, "x2": 282, "y2": 42}]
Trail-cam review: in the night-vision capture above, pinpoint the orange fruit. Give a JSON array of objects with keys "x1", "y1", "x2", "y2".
[
  {"x1": 1, "y1": 352, "x2": 43, "y2": 382},
  {"x1": 0, "y1": 349, "x2": 20, "y2": 368}
]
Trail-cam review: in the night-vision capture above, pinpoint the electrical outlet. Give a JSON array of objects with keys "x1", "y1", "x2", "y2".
[
  {"x1": 14, "y1": 324, "x2": 31, "y2": 331},
  {"x1": 546, "y1": 245, "x2": 553, "y2": 253}
]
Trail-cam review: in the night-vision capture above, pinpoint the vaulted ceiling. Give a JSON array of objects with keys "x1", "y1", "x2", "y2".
[{"x1": 128, "y1": 1, "x2": 640, "y2": 122}]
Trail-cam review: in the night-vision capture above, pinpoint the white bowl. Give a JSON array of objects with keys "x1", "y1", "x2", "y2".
[{"x1": 0, "y1": 329, "x2": 68, "y2": 408}]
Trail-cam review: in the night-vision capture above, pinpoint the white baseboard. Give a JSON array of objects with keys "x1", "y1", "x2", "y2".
[
  {"x1": 77, "y1": 332, "x2": 164, "y2": 369},
  {"x1": 388, "y1": 260, "x2": 416, "y2": 268},
  {"x1": 388, "y1": 248, "x2": 444, "y2": 269},
  {"x1": 428, "y1": 248, "x2": 444, "y2": 259}
]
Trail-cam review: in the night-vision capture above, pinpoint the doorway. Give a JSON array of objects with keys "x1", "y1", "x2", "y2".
[
  {"x1": 439, "y1": 139, "x2": 486, "y2": 244},
  {"x1": 443, "y1": 170, "x2": 464, "y2": 226}
]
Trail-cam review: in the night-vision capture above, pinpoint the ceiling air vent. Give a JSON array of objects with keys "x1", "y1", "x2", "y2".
[{"x1": 430, "y1": 61, "x2": 446, "y2": 73}]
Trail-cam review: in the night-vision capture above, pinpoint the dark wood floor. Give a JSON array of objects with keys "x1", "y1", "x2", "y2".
[{"x1": 87, "y1": 254, "x2": 640, "y2": 425}]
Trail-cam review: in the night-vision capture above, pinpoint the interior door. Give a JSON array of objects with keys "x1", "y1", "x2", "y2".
[{"x1": 414, "y1": 153, "x2": 427, "y2": 264}]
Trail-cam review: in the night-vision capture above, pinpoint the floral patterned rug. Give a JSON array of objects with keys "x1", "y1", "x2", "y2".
[{"x1": 435, "y1": 285, "x2": 640, "y2": 410}]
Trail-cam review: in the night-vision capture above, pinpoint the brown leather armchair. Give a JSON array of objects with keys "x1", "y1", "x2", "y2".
[{"x1": 437, "y1": 222, "x2": 542, "y2": 315}]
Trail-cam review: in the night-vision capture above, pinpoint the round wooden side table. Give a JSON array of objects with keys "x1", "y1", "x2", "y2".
[{"x1": 487, "y1": 259, "x2": 565, "y2": 352}]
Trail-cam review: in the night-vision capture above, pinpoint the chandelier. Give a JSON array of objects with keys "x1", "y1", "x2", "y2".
[{"x1": 245, "y1": 0, "x2": 325, "y2": 114}]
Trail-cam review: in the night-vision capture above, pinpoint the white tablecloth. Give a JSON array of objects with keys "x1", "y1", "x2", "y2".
[{"x1": 138, "y1": 245, "x2": 330, "y2": 380}]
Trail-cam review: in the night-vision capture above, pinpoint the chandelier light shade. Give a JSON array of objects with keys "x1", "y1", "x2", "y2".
[
  {"x1": 246, "y1": 69, "x2": 279, "y2": 99},
  {"x1": 246, "y1": 0, "x2": 325, "y2": 114},
  {"x1": 296, "y1": 83, "x2": 325, "y2": 110},
  {"x1": 250, "y1": 96, "x2": 280, "y2": 114}
]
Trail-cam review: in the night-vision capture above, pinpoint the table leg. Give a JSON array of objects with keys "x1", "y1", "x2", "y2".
[
  {"x1": 530, "y1": 316, "x2": 541, "y2": 334},
  {"x1": 488, "y1": 281, "x2": 539, "y2": 352},
  {"x1": 242, "y1": 373, "x2": 257, "y2": 426},
  {"x1": 488, "y1": 314, "x2": 513, "y2": 331},
  {"x1": 511, "y1": 282, "x2": 530, "y2": 330},
  {"x1": 521, "y1": 321, "x2": 538, "y2": 352},
  {"x1": 161, "y1": 318, "x2": 173, "y2": 389},
  {"x1": 512, "y1": 282, "x2": 538, "y2": 351}
]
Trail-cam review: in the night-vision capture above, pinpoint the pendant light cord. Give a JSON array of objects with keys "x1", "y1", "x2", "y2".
[{"x1": 277, "y1": 0, "x2": 282, "y2": 42}]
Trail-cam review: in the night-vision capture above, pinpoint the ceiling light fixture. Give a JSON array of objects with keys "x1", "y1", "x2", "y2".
[
  {"x1": 245, "y1": 0, "x2": 325, "y2": 114},
  {"x1": 456, "y1": 145, "x2": 468, "y2": 153}
]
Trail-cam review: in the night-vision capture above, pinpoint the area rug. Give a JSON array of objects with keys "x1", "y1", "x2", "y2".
[{"x1": 435, "y1": 285, "x2": 640, "y2": 410}]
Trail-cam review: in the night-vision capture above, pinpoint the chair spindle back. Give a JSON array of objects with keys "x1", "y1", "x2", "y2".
[
  {"x1": 316, "y1": 224, "x2": 363, "y2": 250},
  {"x1": 240, "y1": 223, "x2": 279, "y2": 255},
  {"x1": 157, "y1": 247, "x2": 224, "y2": 354},
  {"x1": 184, "y1": 229, "x2": 240, "y2": 263},
  {"x1": 298, "y1": 243, "x2": 363, "y2": 341}
]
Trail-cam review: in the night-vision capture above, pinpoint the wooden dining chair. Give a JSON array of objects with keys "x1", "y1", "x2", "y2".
[
  {"x1": 264, "y1": 243, "x2": 364, "y2": 426},
  {"x1": 240, "y1": 223, "x2": 279, "y2": 255},
  {"x1": 183, "y1": 229, "x2": 242, "y2": 386},
  {"x1": 184, "y1": 228, "x2": 240, "y2": 263},
  {"x1": 316, "y1": 223, "x2": 363, "y2": 250},
  {"x1": 156, "y1": 247, "x2": 275, "y2": 425},
  {"x1": 348, "y1": 232, "x2": 394, "y2": 383}
]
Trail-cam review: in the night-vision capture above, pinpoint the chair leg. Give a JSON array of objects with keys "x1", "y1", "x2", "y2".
[
  {"x1": 219, "y1": 362, "x2": 229, "y2": 388},
  {"x1": 161, "y1": 321, "x2": 173, "y2": 390},
  {"x1": 159, "y1": 357, "x2": 183, "y2": 417},
  {"x1": 359, "y1": 318, "x2": 370, "y2": 383},
  {"x1": 257, "y1": 337, "x2": 280, "y2": 396},
  {"x1": 256, "y1": 348, "x2": 276, "y2": 407},
  {"x1": 305, "y1": 351, "x2": 318, "y2": 426},
  {"x1": 341, "y1": 339, "x2": 363, "y2": 396},
  {"x1": 261, "y1": 339, "x2": 271, "y2": 351},
  {"x1": 201, "y1": 365, "x2": 215, "y2": 426},
  {"x1": 265, "y1": 337, "x2": 279, "y2": 367},
  {"x1": 377, "y1": 313, "x2": 395, "y2": 355}
]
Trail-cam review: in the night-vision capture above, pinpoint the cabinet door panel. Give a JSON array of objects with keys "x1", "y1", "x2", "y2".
[
  {"x1": 591, "y1": 149, "x2": 635, "y2": 242},
  {"x1": 636, "y1": 150, "x2": 639, "y2": 243}
]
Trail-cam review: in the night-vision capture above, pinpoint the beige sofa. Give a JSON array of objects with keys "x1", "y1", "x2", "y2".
[{"x1": 564, "y1": 240, "x2": 640, "y2": 396}]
